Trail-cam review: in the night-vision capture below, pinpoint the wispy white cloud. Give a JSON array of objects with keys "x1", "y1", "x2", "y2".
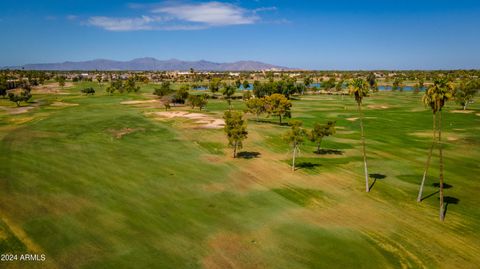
[
  {"x1": 87, "y1": 16, "x2": 165, "y2": 31},
  {"x1": 153, "y1": 2, "x2": 258, "y2": 26},
  {"x1": 86, "y1": 1, "x2": 278, "y2": 31},
  {"x1": 253, "y1": 7, "x2": 277, "y2": 13},
  {"x1": 66, "y1": 15, "x2": 78, "y2": 21}
]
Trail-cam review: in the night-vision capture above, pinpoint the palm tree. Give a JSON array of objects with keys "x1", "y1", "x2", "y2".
[
  {"x1": 349, "y1": 78, "x2": 370, "y2": 192},
  {"x1": 417, "y1": 78, "x2": 453, "y2": 221},
  {"x1": 416, "y1": 106, "x2": 436, "y2": 202}
]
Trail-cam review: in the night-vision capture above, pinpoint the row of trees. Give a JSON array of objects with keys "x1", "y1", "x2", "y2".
[
  {"x1": 346, "y1": 77, "x2": 465, "y2": 221},
  {"x1": 284, "y1": 120, "x2": 336, "y2": 171},
  {"x1": 252, "y1": 79, "x2": 306, "y2": 98},
  {"x1": 245, "y1": 93, "x2": 292, "y2": 124},
  {"x1": 106, "y1": 78, "x2": 140, "y2": 94}
]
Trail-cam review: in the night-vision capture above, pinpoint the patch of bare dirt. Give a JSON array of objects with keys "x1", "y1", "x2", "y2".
[
  {"x1": 346, "y1": 117, "x2": 358, "y2": 121},
  {"x1": 108, "y1": 128, "x2": 145, "y2": 139},
  {"x1": 410, "y1": 131, "x2": 462, "y2": 141},
  {"x1": 148, "y1": 111, "x2": 225, "y2": 129},
  {"x1": 450, "y1": 110, "x2": 474, "y2": 114},
  {"x1": 50, "y1": 101, "x2": 79, "y2": 107},
  {"x1": 32, "y1": 82, "x2": 72, "y2": 94},
  {"x1": 121, "y1": 100, "x2": 159, "y2": 105},
  {"x1": 367, "y1": 104, "x2": 389, "y2": 109}
]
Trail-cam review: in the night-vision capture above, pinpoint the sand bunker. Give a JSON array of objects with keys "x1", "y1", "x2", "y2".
[
  {"x1": 346, "y1": 117, "x2": 358, "y2": 121},
  {"x1": 148, "y1": 111, "x2": 225, "y2": 129}
]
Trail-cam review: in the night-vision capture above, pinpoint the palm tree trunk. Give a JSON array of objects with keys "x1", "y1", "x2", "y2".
[
  {"x1": 292, "y1": 144, "x2": 297, "y2": 172},
  {"x1": 439, "y1": 111, "x2": 445, "y2": 221},
  {"x1": 417, "y1": 112, "x2": 437, "y2": 202},
  {"x1": 358, "y1": 103, "x2": 369, "y2": 192}
]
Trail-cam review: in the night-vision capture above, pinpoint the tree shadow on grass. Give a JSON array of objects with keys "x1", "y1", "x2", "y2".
[
  {"x1": 443, "y1": 196, "x2": 460, "y2": 219},
  {"x1": 432, "y1": 183, "x2": 453, "y2": 189},
  {"x1": 314, "y1": 149, "x2": 344, "y2": 155},
  {"x1": 368, "y1": 173, "x2": 386, "y2": 191},
  {"x1": 295, "y1": 162, "x2": 321, "y2": 171},
  {"x1": 237, "y1": 151, "x2": 261, "y2": 159},
  {"x1": 421, "y1": 183, "x2": 453, "y2": 201}
]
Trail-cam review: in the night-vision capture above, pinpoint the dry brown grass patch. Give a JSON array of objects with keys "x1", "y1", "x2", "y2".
[
  {"x1": 450, "y1": 110, "x2": 474, "y2": 114},
  {"x1": 367, "y1": 104, "x2": 390, "y2": 109},
  {"x1": 108, "y1": 128, "x2": 145, "y2": 139},
  {"x1": 50, "y1": 101, "x2": 79, "y2": 107}
]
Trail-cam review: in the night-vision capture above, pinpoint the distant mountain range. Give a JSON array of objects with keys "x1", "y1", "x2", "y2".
[{"x1": 5, "y1": 57, "x2": 292, "y2": 71}]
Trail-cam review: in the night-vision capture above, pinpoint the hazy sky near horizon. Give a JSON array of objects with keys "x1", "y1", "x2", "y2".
[{"x1": 1, "y1": 0, "x2": 479, "y2": 70}]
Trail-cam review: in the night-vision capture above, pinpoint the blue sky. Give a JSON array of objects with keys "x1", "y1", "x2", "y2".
[{"x1": 1, "y1": 0, "x2": 479, "y2": 69}]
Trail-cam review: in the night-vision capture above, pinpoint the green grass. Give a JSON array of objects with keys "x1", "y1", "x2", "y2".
[{"x1": 0, "y1": 83, "x2": 479, "y2": 268}]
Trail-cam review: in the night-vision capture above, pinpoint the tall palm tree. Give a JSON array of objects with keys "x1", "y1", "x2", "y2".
[
  {"x1": 418, "y1": 78, "x2": 453, "y2": 221},
  {"x1": 349, "y1": 78, "x2": 370, "y2": 192},
  {"x1": 416, "y1": 108, "x2": 436, "y2": 202}
]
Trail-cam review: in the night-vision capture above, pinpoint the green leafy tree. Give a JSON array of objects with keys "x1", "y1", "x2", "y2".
[
  {"x1": 223, "y1": 111, "x2": 248, "y2": 158},
  {"x1": 153, "y1": 81, "x2": 173, "y2": 97},
  {"x1": 321, "y1": 78, "x2": 336, "y2": 91},
  {"x1": 242, "y1": 90, "x2": 252, "y2": 100},
  {"x1": 304, "y1": 76, "x2": 313, "y2": 88},
  {"x1": 264, "y1": 93, "x2": 292, "y2": 124},
  {"x1": 309, "y1": 121, "x2": 336, "y2": 153},
  {"x1": 283, "y1": 120, "x2": 307, "y2": 172},
  {"x1": 417, "y1": 78, "x2": 454, "y2": 221},
  {"x1": 335, "y1": 80, "x2": 344, "y2": 92},
  {"x1": 412, "y1": 78, "x2": 424, "y2": 94},
  {"x1": 392, "y1": 78, "x2": 404, "y2": 91},
  {"x1": 0, "y1": 76, "x2": 7, "y2": 98},
  {"x1": 8, "y1": 84, "x2": 32, "y2": 107},
  {"x1": 81, "y1": 87, "x2": 95, "y2": 95},
  {"x1": 161, "y1": 95, "x2": 172, "y2": 111},
  {"x1": 124, "y1": 77, "x2": 140, "y2": 93},
  {"x1": 222, "y1": 84, "x2": 236, "y2": 110},
  {"x1": 245, "y1": 98, "x2": 266, "y2": 121},
  {"x1": 349, "y1": 78, "x2": 370, "y2": 192},
  {"x1": 174, "y1": 84, "x2": 190, "y2": 104},
  {"x1": 188, "y1": 94, "x2": 208, "y2": 110},
  {"x1": 454, "y1": 79, "x2": 479, "y2": 110},
  {"x1": 209, "y1": 78, "x2": 222, "y2": 93},
  {"x1": 367, "y1": 73, "x2": 377, "y2": 90},
  {"x1": 56, "y1": 75, "x2": 66, "y2": 89},
  {"x1": 106, "y1": 80, "x2": 123, "y2": 95},
  {"x1": 235, "y1": 79, "x2": 242, "y2": 89},
  {"x1": 242, "y1": 80, "x2": 250, "y2": 90}
]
